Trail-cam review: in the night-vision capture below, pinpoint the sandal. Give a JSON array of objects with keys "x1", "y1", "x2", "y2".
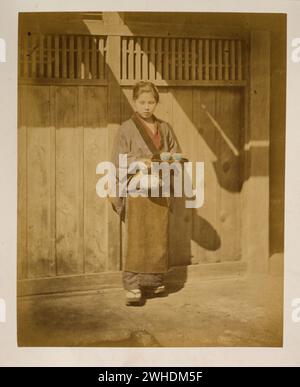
[
  {"x1": 143, "y1": 285, "x2": 166, "y2": 297},
  {"x1": 153, "y1": 285, "x2": 165, "y2": 295},
  {"x1": 125, "y1": 289, "x2": 142, "y2": 306}
]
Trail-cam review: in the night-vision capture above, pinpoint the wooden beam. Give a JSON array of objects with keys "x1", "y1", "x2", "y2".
[
  {"x1": 18, "y1": 261, "x2": 247, "y2": 296},
  {"x1": 120, "y1": 79, "x2": 246, "y2": 87},
  {"x1": 106, "y1": 35, "x2": 122, "y2": 271},
  {"x1": 72, "y1": 21, "x2": 248, "y2": 40}
]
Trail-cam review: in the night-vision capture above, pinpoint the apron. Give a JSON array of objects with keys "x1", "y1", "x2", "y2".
[{"x1": 123, "y1": 113, "x2": 170, "y2": 273}]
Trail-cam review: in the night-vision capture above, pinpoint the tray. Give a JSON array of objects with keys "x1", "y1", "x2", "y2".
[{"x1": 151, "y1": 157, "x2": 189, "y2": 163}]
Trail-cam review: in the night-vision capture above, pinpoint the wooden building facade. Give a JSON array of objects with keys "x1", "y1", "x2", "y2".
[{"x1": 17, "y1": 12, "x2": 282, "y2": 295}]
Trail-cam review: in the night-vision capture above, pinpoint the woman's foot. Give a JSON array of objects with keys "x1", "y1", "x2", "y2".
[
  {"x1": 143, "y1": 285, "x2": 166, "y2": 297},
  {"x1": 153, "y1": 285, "x2": 165, "y2": 295},
  {"x1": 125, "y1": 289, "x2": 142, "y2": 306}
]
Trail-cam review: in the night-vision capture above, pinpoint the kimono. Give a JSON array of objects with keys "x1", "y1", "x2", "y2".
[{"x1": 110, "y1": 111, "x2": 179, "y2": 290}]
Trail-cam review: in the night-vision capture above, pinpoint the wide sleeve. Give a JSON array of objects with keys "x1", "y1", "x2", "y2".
[
  {"x1": 108, "y1": 126, "x2": 129, "y2": 217},
  {"x1": 109, "y1": 124, "x2": 139, "y2": 217},
  {"x1": 165, "y1": 122, "x2": 181, "y2": 153}
]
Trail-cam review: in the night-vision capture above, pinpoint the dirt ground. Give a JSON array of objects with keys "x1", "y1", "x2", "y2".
[{"x1": 17, "y1": 271, "x2": 283, "y2": 347}]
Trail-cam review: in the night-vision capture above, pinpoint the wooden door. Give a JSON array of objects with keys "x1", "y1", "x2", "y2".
[{"x1": 121, "y1": 86, "x2": 245, "y2": 266}]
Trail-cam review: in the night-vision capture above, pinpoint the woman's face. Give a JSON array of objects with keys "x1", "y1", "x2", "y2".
[{"x1": 134, "y1": 92, "x2": 157, "y2": 120}]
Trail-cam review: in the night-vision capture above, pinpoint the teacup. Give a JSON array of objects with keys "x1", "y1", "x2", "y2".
[{"x1": 160, "y1": 152, "x2": 171, "y2": 161}]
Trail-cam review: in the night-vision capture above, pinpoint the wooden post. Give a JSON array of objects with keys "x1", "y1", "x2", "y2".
[
  {"x1": 103, "y1": 12, "x2": 124, "y2": 271},
  {"x1": 242, "y1": 31, "x2": 270, "y2": 273}
]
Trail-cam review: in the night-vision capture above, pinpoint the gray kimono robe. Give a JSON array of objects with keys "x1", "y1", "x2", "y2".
[{"x1": 110, "y1": 113, "x2": 180, "y2": 276}]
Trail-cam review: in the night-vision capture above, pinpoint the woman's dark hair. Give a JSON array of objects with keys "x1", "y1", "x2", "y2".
[{"x1": 132, "y1": 81, "x2": 159, "y2": 103}]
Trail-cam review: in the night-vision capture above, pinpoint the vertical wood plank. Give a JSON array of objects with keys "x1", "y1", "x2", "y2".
[
  {"x1": 211, "y1": 39, "x2": 216, "y2": 81},
  {"x1": 23, "y1": 34, "x2": 28, "y2": 78},
  {"x1": 98, "y1": 37, "x2": 105, "y2": 80},
  {"x1": 191, "y1": 89, "x2": 208, "y2": 263},
  {"x1": 142, "y1": 37, "x2": 149, "y2": 80},
  {"x1": 149, "y1": 37, "x2": 156, "y2": 80},
  {"x1": 156, "y1": 38, "x2": 162, "y2": 80},
  {"x1": 169, "y1": 88, "x2": 193, "y2": 266},
  {"x1": 62, "y1": 35, "x2": 67, "y2": 78},
  {"x1": 153, "y1": 86, "x2": 173, "y2": 123},
  {"x1": 90, "y1": 37, "x2": 96, "y2": 79},
  {"x1": 230, "y1": 39, "x2": 236, "y2": 81},
  {"x1": 184, "y1": 38, "x2": 189, "y2": 80},
  {"x1": 84, "y1": 36, "x2": 90, "y2": 79},
  {"x1": 205, "y1": 39, "x2": 210, "y2": 80},
  {"x1": 218, "y1": 39, "x2": 222, "y2": 80},
  {"x1": 78, "y1": 86, "x2": 84, "y2": 272},
  {"x1": 135, "y1": 37, "x2": 142, "y2": 80},
  {"x1": 215, "y1": 89, "x2": 242, "y2": 261},
  {"x1": 27, "y1": 86, "x2": 55, "y2": 277},
  {"x1": 55, "y1": 86, "x2": 84, "y2": 275},
  {"x1": 196, "y1": 89, "x2": 220, "y2": 262},
  {"x1": 69, "y1": 36, "x2": 75, "y2": 79},
  {"x1": 237, "y1": 40, "x2": 242, "y2": 80},
  {"x1": 122, "y1": 37, "x2": 127, "y2": 80},
  {"x1": 31, "y1": 35, "x2": 36, "y2": 78},
  {"x1": 198, "y1": 39, "x2": 203, "y2": 80},
  {"x1": 171, "y1": 38, "x2": 176, "y2": 80},
  {"x1": 191, "y1": 39, "x2": 196, "y2": 81},
  {"x1": 47, "y1": 35, "x2": 52, "y2": 78},
  {"x1": 224, "y1": 40, "x2": 229, "y2": 81},
  {"x1": 163, "y1": 38, "x2": 169, "y2": 80},
  {"x1": 49, "y1": 86, "x2": 56, "y2": 276},
  {"x1": 128, "y1": 37, "x2": 134, "y2": 80},
  {"x1": 17, "y1": 85, "x2": 28, "y2": 279},
  {"x1": 39, "y1": 34, "x2": 44, "y2": 78},
  {"x1": 77, "y1": 36, "x2": 82, "y2": 79},
  {"x1": 54, "y1": 35, "x2": 59, "y2": 78},
  {"x1": 83, "y1": 86, "x2": 108, "y2": 272},
  {"x1": 178, "y1": 39, "x2": 183, "y2": 80},
  {"x1": 18, "y1": 38, "x2": 22, "y2": 79}
]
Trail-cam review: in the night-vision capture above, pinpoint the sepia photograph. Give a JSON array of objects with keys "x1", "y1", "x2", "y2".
[{"x1": 17, "y1": 11, "x2": 286, "y2": 347}]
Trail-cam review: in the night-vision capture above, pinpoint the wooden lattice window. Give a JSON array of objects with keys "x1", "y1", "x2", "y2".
[
  {"x1": 19, "y1": 33, "x2": 107, "y2": 82},
  {"x1": 121, "y1": 36, "x2": 246, "y2": 84}
]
